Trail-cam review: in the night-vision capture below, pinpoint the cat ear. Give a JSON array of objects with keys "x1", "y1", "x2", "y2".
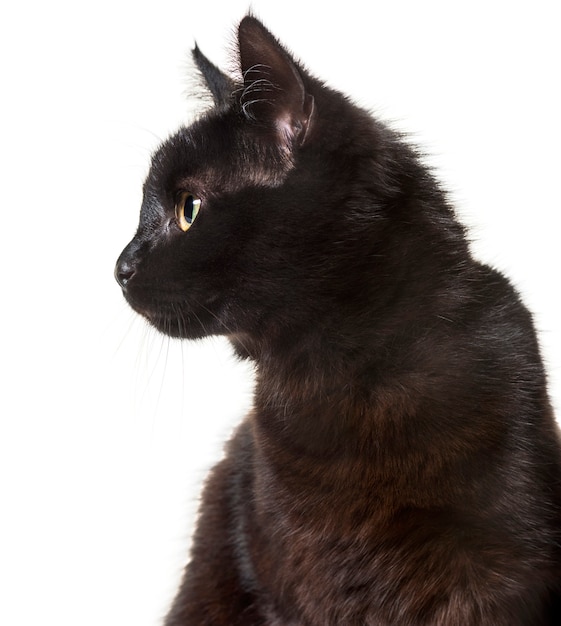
[
  {"x1": 237, "y1": 16, "x2": 315, "y2": 148},
  {"x1": 192, "y1": 44, "x2": 235, "y2": 109}
]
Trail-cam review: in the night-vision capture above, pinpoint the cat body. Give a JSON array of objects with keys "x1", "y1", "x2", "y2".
[{"x1": 115, "y1": 16, "x2": 561, "y2": 625}]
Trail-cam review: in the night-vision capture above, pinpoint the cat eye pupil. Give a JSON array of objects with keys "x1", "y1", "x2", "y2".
[
  {"x1": 175, "y1": 192, "x2": 201, "y2": 232},
  {"x1": 184, "y1": 195, "x2": 196, "y2": 224},
  {"x1": 185, "y1": 195, "x2": 195, "y2": 222}
]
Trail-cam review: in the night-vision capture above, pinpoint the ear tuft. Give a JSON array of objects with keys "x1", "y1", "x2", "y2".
[
  {"x1": 237, "y1": 16, "x2": 315, "y2": 149},
  {"x1": 192, "y1": 44, "x2": 235, "y2": 109}
]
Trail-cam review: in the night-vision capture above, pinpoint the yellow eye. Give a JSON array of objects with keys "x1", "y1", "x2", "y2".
[{"x1": 175, "y1": 192, "x2": 201, "y2": 232}]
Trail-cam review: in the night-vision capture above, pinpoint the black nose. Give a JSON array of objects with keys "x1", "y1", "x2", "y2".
[
  {"x1": 116, "y1": 239, "x2": 142, "y2": 289},
  {"x1": 114, "y1": 261, "x2": 135, "y2": 288},
  {"x1": 115, "y1": 250, "x2": 137, "y2": 289}
]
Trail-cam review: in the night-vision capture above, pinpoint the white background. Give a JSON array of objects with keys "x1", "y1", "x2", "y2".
[{"x1": 1, "y1": 1, "x2": 559, "y2": 625}]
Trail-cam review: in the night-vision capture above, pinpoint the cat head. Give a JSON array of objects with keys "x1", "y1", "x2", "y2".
[{"x1": 115, "y1": 16, "x2": 465, "y2": 359}]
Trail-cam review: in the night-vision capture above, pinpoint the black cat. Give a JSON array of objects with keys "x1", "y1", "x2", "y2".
[{"x1": 115, "y1": 15, "x2": 561, "y2": 626}]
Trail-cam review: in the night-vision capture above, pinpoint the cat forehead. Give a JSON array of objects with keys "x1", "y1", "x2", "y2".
[{"x1": 148, "y1": 112, "x2": 294, "y2": 195}]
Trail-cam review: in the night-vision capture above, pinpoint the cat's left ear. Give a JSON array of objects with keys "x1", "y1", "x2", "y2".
[
  {"x1": 192, "y1": 44, "x2": 235, "y2": 109},
  {"x1": 238, "y1": 16, "x2": 315, "y2": 149}
]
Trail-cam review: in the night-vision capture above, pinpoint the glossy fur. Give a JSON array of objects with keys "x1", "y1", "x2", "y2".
[{"x1": 115, "y1": 16, "x2": 561, "y2": 625}]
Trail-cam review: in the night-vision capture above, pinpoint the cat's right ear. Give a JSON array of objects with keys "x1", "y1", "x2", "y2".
[
  {"x1": 237, "y1": 16, "x2": 315, "y2": 150},
  {"x1": 192, "y1": 44, "x2": 235, "y2": 109}
]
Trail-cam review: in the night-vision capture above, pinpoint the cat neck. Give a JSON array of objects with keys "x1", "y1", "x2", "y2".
[
  {"x1": 244, "y1": 320, "x2": 410, "y2": 459},
  {"x1": 236, "y1": 264, "x2": 477, "y2": 461}
]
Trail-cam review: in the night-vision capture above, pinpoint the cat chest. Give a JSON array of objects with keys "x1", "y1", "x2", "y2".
[{"x1": 244, "y1": 469, "x2": 539, "y2": 625}]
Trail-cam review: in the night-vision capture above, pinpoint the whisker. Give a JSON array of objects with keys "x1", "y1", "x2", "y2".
[
  {"x1": 152, "y1": 332, "x2": 172, "y2": 435},
  {"x1": 193, "y1": 298, "x2": 253, "y2": 358},
  {"x1": 106, "y1": 304, "x2": 141, "y2": 360}
]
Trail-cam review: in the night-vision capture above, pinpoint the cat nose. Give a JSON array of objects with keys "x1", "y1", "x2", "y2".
[
  {"x1": 114, "y1": 253, "x2": 136, "y2": 289},
  {"x1": 115, "y1": 262, "x2": 135, "y2": 288}
]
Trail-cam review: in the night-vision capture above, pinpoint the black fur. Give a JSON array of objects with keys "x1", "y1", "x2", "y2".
[{"x1": 116, "y1": 16, "x2": 561, "y2": 625}]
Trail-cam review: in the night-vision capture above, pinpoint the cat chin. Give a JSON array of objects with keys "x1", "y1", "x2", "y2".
[
  {"x1": 135, "y1": 305, "x2": 224, "y2": 341},
  {"x1": 142, "y1": 312, "x2": 210, "y2": 340},
  {"x1": 147, "y1": 310, "x2": 258, "y2": 352},
  {"x1": 119, "y1": 289, "x2": 213, "y2": 339}
]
